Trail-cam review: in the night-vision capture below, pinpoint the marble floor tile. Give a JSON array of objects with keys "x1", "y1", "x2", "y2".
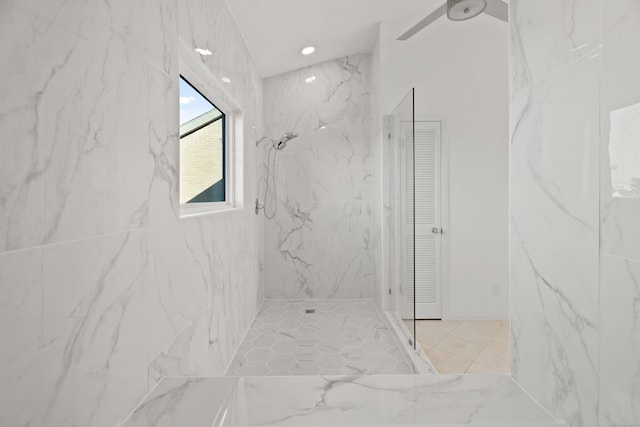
[
  {"x1": 226, "y1": 299, "x2": 413, "y2": 376},
  {"x1": 123, "y1": 374, "x2": 561, "y2": 426}
]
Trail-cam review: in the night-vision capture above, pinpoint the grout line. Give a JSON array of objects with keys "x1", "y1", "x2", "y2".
[
  {"x1": 118, "y1": 373, "x2": 166, "y2": 426},
  {"x1": 511, "y1": 376, "x2": 563, "y2": 424}
]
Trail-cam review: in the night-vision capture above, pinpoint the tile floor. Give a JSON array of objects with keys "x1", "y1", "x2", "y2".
[
  {"x1": 226, "y1": 299, "x2": 413, "y2": 376},
  {"x1": 411, "y1": 320, "x2": 510, "y2": 374}
]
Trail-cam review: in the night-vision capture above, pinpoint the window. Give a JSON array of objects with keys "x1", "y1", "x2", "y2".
[
  {"x1": 177, "y1": 42, "x2": 243, "y2": 217},
  {"x1": 179, "y1": 76, "x2": 226, "y2": 205}
]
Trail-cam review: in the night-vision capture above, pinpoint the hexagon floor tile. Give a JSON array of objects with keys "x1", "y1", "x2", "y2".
[{"x1": 225, "y1": 299, "x2": 414, "y2": 376}]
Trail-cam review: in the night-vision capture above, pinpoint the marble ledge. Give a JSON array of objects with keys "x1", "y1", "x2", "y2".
[{"x1": 122, "y1": 374, "x2": 560, "y2": 427}]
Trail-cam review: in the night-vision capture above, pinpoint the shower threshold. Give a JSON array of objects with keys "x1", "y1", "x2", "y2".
[{"x1": 122, "y1": 374, "x2": 564, "y2": 427}]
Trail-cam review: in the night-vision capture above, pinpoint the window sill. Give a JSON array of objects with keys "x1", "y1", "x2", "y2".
[{"x1": 179, "y1": 203, "x2": 243, "y2": 219}]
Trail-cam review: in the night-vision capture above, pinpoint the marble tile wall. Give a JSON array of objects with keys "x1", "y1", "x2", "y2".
[
  {"x1": 599, "y1": 1, "x2": 640, "y2": 425},
  {"x1": 0, "y1": 0, "x2": 263, "y2": 426},
  {"x1": 510, "y1": 1, "x2": 640, "y2": 426},
  {"x1": 370, "y1": 37, "x2": 385, "y2": 312},
  {"x1": 262, "y1": 55, "x2": 373, "y2": 299}
]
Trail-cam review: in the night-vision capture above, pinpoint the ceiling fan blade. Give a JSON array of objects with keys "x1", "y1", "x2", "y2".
[
  {"x1": 484, "y1": 0, "x2": 508, "y2": 22},
  {"x1": 397, "y1": 4, "x2": 448, "y2": 41}
]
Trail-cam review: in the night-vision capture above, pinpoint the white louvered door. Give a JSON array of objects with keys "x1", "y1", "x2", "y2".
[{"x1": 401, "y1": 121, "x2": 442, "y2": 319}]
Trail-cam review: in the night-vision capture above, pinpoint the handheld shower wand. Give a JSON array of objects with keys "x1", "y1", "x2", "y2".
[{"x1": 255, "y1": 131, "x2": 299, "y2": 217}]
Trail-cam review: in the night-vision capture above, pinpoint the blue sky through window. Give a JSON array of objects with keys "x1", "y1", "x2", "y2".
[{"x1": 179, "y1": 77, "x2": 222, "y2": 125}]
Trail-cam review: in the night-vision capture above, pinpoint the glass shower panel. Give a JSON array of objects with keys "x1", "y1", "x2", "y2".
[{"x1": 387, "y1": 88, "x2": 416, "y2": 349}]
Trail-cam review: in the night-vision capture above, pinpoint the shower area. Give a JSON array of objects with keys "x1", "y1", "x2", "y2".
[
  {"x1": 230, "y1": 12, "x2": 509, "y2": 375},
  {"x1": 227, "y1": 53, "x2": 417, "y2": 376}
]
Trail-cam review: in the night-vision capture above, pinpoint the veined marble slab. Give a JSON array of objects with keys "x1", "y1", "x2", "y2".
[
  {"x1": 123, "y1": 374, "x2": 559, "y2": 426},
  {"x1": 226, "y1": 300, "x2": 412, "y2": 376}
]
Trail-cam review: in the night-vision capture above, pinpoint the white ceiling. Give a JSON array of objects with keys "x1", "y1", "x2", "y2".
[{"x1": 225, "y1": 0, "x2": 445, "y2": 77}]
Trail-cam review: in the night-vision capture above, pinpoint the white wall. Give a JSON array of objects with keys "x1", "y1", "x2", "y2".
[
  {"x1": 262, "y1": 55, "x2": 373, "y2": 299},
  {"x1": 378, "y1": 13, "x2": 509, "y2": 319},
  {"x1": 0, "y1": 1, "x2": 263, "y2": 425}
]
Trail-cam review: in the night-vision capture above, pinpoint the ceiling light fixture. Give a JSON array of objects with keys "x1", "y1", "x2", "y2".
[
  {"x1": 446, "y1": 0, "x2": 486, "y2": 21},
  {"x1": 221, "y1": 77, "x2": 231, "y2": 83},
  {"x1": 301, "y1": 46, "x2": 315, "y2": 55},
  {"x1": 305, "y1": 75, "x2": 316, "y2": 83},
  {"x1": 195, "y1": 47, "x2": 212, "y2": 56}
]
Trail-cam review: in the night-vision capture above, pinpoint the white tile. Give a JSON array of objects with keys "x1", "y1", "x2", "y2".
[
  {"x1": 0, "y1": 248, "x2": 44, "y2": 426},
  {"x1": 147, "y1": 66, "x2": 180, "y2": 228},
  {"x1": 597, "y1": 4, "x2": 640, "y2": 423},
  {"x1": 42, "y1": 34, "x2": 150, "y2": 244},
  {"x1": 1, "y1": 1, "x2": 265, "y2": 426},
  {"x1": 510, "y1": 53, "x2": 600, "y2": 425},
  {"x1": 0, "y1": 9, "x2": 62, "y2": 251},
  {"x1": 310, "y1": 202, "x2": 370, "y2": 298},
  {"x1": 225, "y1": 300, "x2": 411, "y2": 376},
  {"x1": 125, "y1": 375, "x2": 557, "y2": 427},
  {"x1": 599, "y1": 255, "x2": 640, "y2": 426},
  {"x1": 124, "y1": 377, "x2": 238, "y2": 427},
  {"x1": 510, "y1": 0, "x2": 601, "y2": 92},
  {"x1": 600, "y1": 0, "x2": 640, "y2": 263},
  {"x1": 38, "y1": 231, "x2": 149, "y2": 427},
  {"x1": 0, "y1": 248, "x2": 42, "y2": 366},
  {"x1": 145, "y1": 0, "x2": 178, "y2": 77},
  {"x1": 262, "y1": 55, "x2": 372, "y2": 299}
]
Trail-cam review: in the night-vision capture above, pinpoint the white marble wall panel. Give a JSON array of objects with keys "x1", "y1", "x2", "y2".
[
  {"x1": 510, "y1": 42, "x2": 600, "y2": 427},
  {"x1": 598, "y1": 1, "x2": 640, "y2": 426},
  {"x1": 512, "y1": 1, "x2": 640, "y2": 427},
  {"x1": 370, "y1": 37, "x2": 384, "y2": 312},
  {"x1": 600, "y1": 0, "x2": 640, "y2": 263},
  {"x1": 263, "y1": 55, "x2": 372, "y2": 299},
  {"x1": 42, "y1": 24, "x2": 150, "y2": 244},
  {"x1": 510, "y1": 1, "x2": 640, "y2": 427},
  {"x1": 599, "y1": 255, "x2": 640, "y2": 426},
  {"x1": 0, "y1": 8, "x2": 50, "y2": 251},
  {"x1": 0, "y1": 0, "x2": 263, "y2": 425},
  {"x1": 40, "y1": 231, "x2": 149, "y2": 427},
  {"x1": 149, "y1": 214, "x2": 261, "y2": 384},
  {"x1": 311, "y1": 202, "x2": 371, "y2": 299},
  {"x1": 0, "y1": 248, "x2": 43, "y2": 426},
  {"x1": 510, "y1": 0, "x2": 601, "y2": 93},
  {"x1": 263, "y1": 151, "x2": 314, "y2": 298},
  {"x1": 0, "y1": 248, "x2": 42, "y2": 367}
]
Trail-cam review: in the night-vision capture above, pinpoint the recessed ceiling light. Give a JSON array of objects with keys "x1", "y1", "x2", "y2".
[
  {"x1": 305, "y1": 75, "x2": 316, "y2": 83},
  {"x1": 195, "y1": 47, "x2": 212, "y2": 56},
  {"x1": 301, "y1": 46, "x2": 315, "y2": 55},
  {"x1": 221, "y1": 77, "x2": 231, "y2": 83}
]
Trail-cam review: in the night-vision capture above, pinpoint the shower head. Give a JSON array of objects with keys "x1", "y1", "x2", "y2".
[
  {"x1": 274, "y1": 132, "x2": 298, "y2": 150},
  {"x1": 256, "y1": 132, "x2": 299, "y2": 150}
]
